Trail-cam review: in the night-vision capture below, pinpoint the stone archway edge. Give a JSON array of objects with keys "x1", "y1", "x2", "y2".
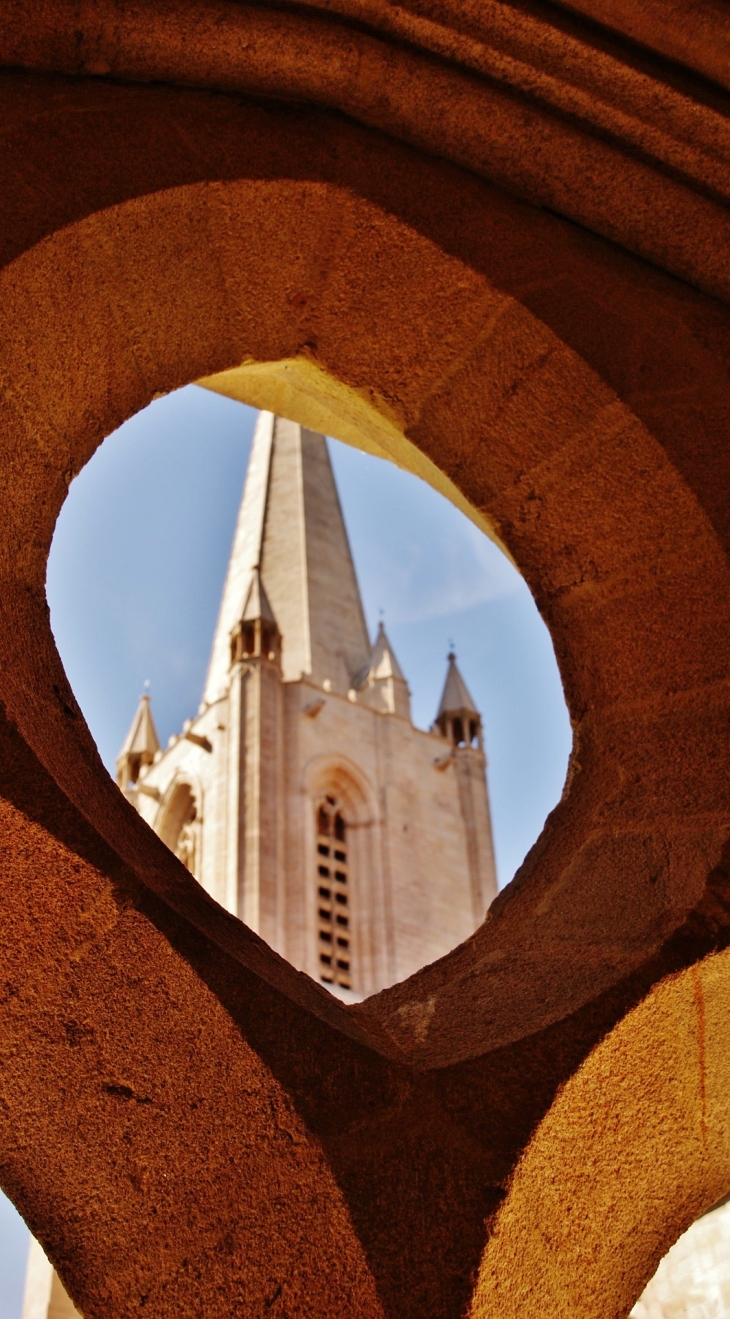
[
  {"x1": 2, "y1": 0, "x2": 730, "y2": 305},
  {"x1": 1, "y1": 175, "x2": 728, "y2": 1062},
  {"x1": 1, "y1": 44, "x2": 730, "y2": 1317}
]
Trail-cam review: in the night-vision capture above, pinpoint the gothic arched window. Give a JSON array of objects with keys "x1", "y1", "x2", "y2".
[
  {"x1": 159, "y1": 783, "x2": 198, "y2": 876},
  {"x1": 316, "y1": 796, "x2": 351, "y2": 989}
]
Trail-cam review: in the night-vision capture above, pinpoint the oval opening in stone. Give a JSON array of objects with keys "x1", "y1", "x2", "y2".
[
  {"x1": 46, "y1": 384, "x2": 571, "y2": 1000},
  {"x1": 8, "y1": 384, "x2": 574, "y2": 1319}
]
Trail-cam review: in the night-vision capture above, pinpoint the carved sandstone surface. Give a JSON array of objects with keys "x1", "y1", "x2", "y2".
[{"x1": 0, "y1": 4, "x2": 729, "y2": 1318}]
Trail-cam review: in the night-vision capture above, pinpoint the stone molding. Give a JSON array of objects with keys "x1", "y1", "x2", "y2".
[{"x1": 0, "y1": 1, "x2": 730, "y2": 299}]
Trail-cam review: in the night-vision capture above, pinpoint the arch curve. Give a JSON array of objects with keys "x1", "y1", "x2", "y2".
[
  {"x1": 3, "y1": 174, "x2": 726, "y2": 1044},
  {"x1": 0, "y1": 125, "x2": 729, "y2": 1319},
  {"x1": 302, "y1": 753, "x2": 378, "y2": 828},
  {"x1": 472, "y1": 948, "x2": 730, "y2": 1319}
]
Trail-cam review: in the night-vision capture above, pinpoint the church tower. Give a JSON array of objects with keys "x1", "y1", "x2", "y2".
[
  {"x1": 24, "y1": 411, "x2": 500, "y2": 1319},
  {"x1": 117, "y1": 412, "x2": 498, "y2": 995}
]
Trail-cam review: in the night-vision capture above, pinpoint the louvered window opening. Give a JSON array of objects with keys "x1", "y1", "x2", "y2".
[{"x1": 316, "y1": 797, "x2": 351, "y2": 989}]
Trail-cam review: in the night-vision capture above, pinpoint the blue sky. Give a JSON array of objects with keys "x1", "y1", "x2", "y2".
[
  {"x1": 45, "y1": 384, "x2": 571, "y2": 885},
  {"x1": 1, "y1": 384, "x2": 571, "y2": 1310}
]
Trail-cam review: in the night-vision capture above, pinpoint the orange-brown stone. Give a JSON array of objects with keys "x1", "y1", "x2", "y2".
[{"x1": 0, "y1": 4, "x2": 729, "y2": 1316}]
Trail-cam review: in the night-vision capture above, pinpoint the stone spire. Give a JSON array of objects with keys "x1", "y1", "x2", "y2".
[
  {"x1": 116, "y1": 691, "x2": 160, "y2": 788},
  {"x1": 203, "y1": 413, "x2": 371, "y2": 704},
  {"x1": 362, "y1": 621, "x2": 411, "y2": 717},
  {"x1": 435, "y1": 652, "x2": 482, "y2": 748}
]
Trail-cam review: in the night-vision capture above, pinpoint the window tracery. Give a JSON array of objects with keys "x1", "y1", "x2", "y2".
[
  {"x1": 315, "y1": 796, "x2": 351, "y2": 989},
  {"x1": 159, "y1": 783, "x2": 199, "y2": 877},
  {"x1": 176, "y1": 812, "x2": 197, "y2": 872}
]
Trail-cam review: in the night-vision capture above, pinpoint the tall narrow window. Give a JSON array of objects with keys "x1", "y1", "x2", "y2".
[
  {"x1": 316, "y1": 796, "x2": 351, "y2": 989},
  {"x1": 159, "y1": 783, "x2": 199, "y2": 877}
]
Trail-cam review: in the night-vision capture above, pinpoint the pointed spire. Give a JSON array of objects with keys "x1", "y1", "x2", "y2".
[
  {"x1": 369, "y1": 621, "x2": 406, "y2": 682},
  {"x1": 435, "y1": 653, "x2": 482, "y2": 747},
  {"x1": 361, "y1": 622, "x2": 411, "y2": 718},
  {"x1": 437, "y1": 652, "x2": 479, "y2": 718},
  {"x1": 203, "y1": 413, "x2": 371, "y2": 703},
  {"x1": 116, "y1": 692, "x2": 160, "y2": 789},
  {"x1": 203, "y1": 411, "x2": 275, "y2": 704}
]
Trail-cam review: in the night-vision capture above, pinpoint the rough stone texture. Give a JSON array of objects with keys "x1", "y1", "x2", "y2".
[{"x1": 0, "y1": 4, "x2": 729, "y2": 1319}]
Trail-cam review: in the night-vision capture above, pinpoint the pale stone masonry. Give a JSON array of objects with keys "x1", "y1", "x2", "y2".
[{"x1": 116, "y1": 411, "x2": 498, "y2": 997}]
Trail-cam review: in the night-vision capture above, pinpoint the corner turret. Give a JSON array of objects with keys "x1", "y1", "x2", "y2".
[
  {"x1": 230, "y1": 566, "x2": 281, "y2": 668},
  {"x1": 435, "y1": 652, "x2": 482, "y2": 749},
  {"x1": 116, "y1": 691, "x2": 160, "y2": 790},
  {"x1": 434, "y1": 651, "x2": 497, "y2": 918},
  {"x1": 360, "y1": 622, "x2": 411, "y2": 718}
]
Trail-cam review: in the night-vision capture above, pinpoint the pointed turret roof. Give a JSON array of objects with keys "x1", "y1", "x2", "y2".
[
  {"x1": 363, "y1": 621, "x2": 411, "y2": 718},
  {"x1": 241, "y1": 566, "x2": 277, "y2": 624},
  {"x1": 203, "y1": 413, "x2": 371, "y2": 702},
  {"x1": 368, "y1": 622, "x2": 406, "y2": 683},
  {"x1": 118, "y1": 692, "x2": 160, "y2": 760},
  {"x1": 437, "y1": 653, "x2": 479, "y2": 718}
]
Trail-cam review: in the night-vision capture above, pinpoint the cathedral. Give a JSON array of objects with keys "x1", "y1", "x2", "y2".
[{"x1": 116, "y1": 411, "x2": 498, "y2": 998}]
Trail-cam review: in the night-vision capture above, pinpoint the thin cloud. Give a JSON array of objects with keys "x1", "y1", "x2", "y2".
[
  {"x1": 373, "y1": 526, "x2": 521, "y2": 625},
  {"x1": 329, "y1": 443, "x2": 522, "y2": 629}
]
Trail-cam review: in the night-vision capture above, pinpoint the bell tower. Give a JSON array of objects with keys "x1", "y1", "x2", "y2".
[{"x1": 113, "y1": 413, "x2": 499, "y2": 988}]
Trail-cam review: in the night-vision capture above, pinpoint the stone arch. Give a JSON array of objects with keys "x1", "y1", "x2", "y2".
[
  {"x1": 473, "y1": 948, "x2": 730, "y2": 1318},
  {"x1": 0, "y1": 139, "x2": 728, "y2": 1319},
  {"x1": 303, "y1": 754, "x2": 377, "y2": 827},
  {"x1": 4, "y1": 177, "x2": 725, "y2": 1025}
]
